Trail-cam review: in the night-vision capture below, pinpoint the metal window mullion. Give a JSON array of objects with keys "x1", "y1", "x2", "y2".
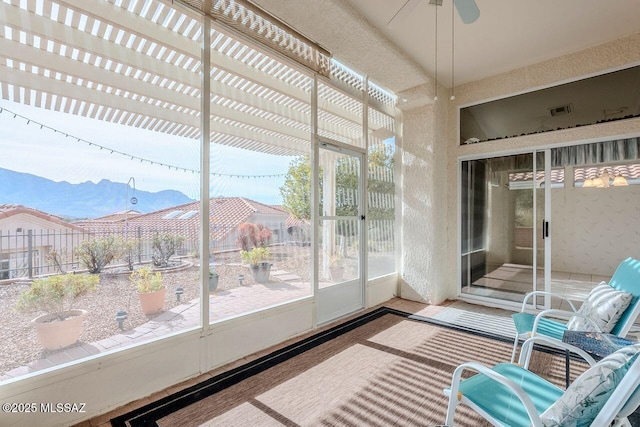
[{"x1": 200, "y1": 14, "x2": 211, "y2": 333}]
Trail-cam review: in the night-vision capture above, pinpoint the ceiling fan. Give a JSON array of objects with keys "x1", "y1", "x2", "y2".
[{"x1": 387, "y1": 0, "x2": 480, "y2": 28}]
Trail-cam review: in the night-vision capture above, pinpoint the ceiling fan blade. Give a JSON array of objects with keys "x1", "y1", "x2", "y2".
[
  {"x1": 387, "y1": 0, "x2": 422, "y2": 28},
  {"x1": 453, "y1": 0, "x2": 480, "y2": 24}
]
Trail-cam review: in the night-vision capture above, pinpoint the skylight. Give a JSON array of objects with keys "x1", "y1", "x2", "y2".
[{"x1": 162, "y1": 210, "x2": 183, "y2": 219}]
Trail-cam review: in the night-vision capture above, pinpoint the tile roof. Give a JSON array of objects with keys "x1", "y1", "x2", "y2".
[
  {"x1": 75, "y1": 197, "x2": 291, "y2": 243},
  {"x1": 0, "y1": 204, "x2": 84, "y2": 231}
]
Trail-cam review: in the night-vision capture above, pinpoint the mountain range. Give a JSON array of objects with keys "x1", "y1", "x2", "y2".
[{"x1": 0, "y1": 168, "x2": 194, "y2": 220}]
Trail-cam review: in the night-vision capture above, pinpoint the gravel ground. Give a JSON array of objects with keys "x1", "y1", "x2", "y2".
[{"x1": 0, "y1": 246, "x2": 314, "y2": 375}]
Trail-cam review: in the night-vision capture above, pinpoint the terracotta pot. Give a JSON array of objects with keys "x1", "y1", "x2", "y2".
[
  {"x1": 138, "y1": 288, "x2": 166, "y2": 315},
  {"x1": 32, "y1": 309, "x2": 87, "y2": 351}
]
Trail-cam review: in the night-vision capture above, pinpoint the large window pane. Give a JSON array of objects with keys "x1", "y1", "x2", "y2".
[
  {"x1": 207, "y1": 18, "x2": 313, "y2": 322},
  {"x1": 0, "y1": 0, "x2": 202, "y2": 379},
  {"x1": 367, "y1": 107, "x2": 396, "y2": 278}
]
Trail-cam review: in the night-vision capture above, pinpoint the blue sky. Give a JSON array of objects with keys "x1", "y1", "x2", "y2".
[{"x1": 0, "y1": 100, "x2": 296, "y2": 205}]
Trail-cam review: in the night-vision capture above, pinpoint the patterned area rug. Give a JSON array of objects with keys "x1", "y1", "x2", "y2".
[{"x1": 111, "y1": 307, "x2": 582, "y2": 427}]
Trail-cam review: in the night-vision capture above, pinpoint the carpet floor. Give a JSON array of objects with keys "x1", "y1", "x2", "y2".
[{"x1": 111, "y1": 307, "x2": 586, "y2": 427}]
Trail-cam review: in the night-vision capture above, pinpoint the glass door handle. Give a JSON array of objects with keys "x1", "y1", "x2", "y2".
[{"x1": 541, "y1": 220, "x2": 549, "y2": 239}]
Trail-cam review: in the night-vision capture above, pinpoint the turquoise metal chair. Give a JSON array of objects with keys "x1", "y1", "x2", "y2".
[
  {"x1": 510, "y1": 257, "x2": 640, "y2": 362},
  {"x1": 443, "y1": 336, "x2": 640, "y2": 427}
]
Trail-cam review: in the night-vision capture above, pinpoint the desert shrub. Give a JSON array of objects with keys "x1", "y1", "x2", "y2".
[
  {"x1": 75, "y1": 236, "x2": 122, "y2": 274},
  {"x1": 121, "y1": 238, "x2": 141, "y2": 271},
  {"x1": 151, "y1": 233, "x2": 184, "y2": 267},
  {"x1": 240, "y1": 247, "x2": 271, "y2": 266},
  {"x1": 129, "y1": 267, "x2": 164, "y2": 293},
  {"x1": 236, "y1": 223, "x2": 272, "y2": 250},
  {"x1": 236, "y1": 223, "x2": 257, "y2": 251},
  {"x1": 16, "y1": 274, "x2": 100, "y2": 320}
]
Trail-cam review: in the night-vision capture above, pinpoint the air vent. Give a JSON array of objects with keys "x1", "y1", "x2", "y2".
[{"x1": 549, "y1": 104, "x2": 573, "y2": 117}]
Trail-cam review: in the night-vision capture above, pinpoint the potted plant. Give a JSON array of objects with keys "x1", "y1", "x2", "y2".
[
  {"x1": 241, "y1": 247, "x2": 272, "y2": 283},
  {"x1": 328, "y1": 252, "x2": 345, "y2": 281},
  {"x1": 208, "y1": 268, "x2": 219, "y2": 292},
  {"x1": 16, "y1": 273, "x2": 99, "y2": 350},
  {"x1": 130, "y1": 267, "x2": 165, "y2": 315}
]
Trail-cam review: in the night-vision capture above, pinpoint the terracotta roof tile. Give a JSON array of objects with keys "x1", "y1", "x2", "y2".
[
  {"x1": 0, "y1": 204, "x2": 84, "y2": 231},
  {"x1": 75, "y1": 197, "x2": 291, "y2": 244}
]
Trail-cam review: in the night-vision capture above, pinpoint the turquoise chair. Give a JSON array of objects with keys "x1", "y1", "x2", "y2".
[
  {"x1": 510, "y1": 257, "x2": 640, "y2": 362},
  {"x1": 443, "y1": 336, "x2": 640, "y2": 427}
]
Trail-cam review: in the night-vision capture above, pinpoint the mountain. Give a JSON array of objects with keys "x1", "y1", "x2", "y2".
[{"x1": 0, "y1": 168, "x2": 194, "y2": 219}]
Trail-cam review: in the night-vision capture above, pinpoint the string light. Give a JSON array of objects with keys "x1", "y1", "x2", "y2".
[{"x1": 0, "y1": 107, "x2": 285, "y2": 180}]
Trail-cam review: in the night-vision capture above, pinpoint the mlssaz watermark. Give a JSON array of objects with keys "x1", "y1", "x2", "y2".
[{"x1": 2, "y1": 402, "x2": 87, "y2": 413}]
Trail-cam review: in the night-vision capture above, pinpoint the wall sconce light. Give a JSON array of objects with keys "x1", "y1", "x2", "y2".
[
  {"x1": 175, "y1": 287, "x2": 184, "y2": 302},
  {"x1": 583, "y1": 167, "x2": 630, "y2": 188},
  {"x1": 592, "y1": 175, "x2": 605, "y2": 188},
  {"x1": 237, "y1": 274, "x2": 245, "y2": 286},
  {"x1": 612, "y1": 171, "x2": 629, "y2": 186}
]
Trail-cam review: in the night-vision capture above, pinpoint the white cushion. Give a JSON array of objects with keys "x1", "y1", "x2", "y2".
[
  {"x1": 541, "y1": 343, "x2": 640, "y2": 426},
  {"x1": 566, "y1": 282, "x2": 633, "y2": 333}
]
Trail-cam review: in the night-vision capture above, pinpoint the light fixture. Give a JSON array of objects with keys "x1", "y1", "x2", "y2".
[
  {"x1": 115, "y1": 310, "x2": 128, "y2": 330},
  {"x1": 175, "y1": 287, "x2": 184, "y2": 302},
  {"x1": 592, "y1": 175, "x2": 604, "y2": 188},
  {"x1": 600, "y1": 169, "x2": 610, "y2": 188},
  {"x1": 612, "y1": 171, "x2": 629, "y2": 186},
  {"x1": 582, "y1": 178, "x2": 594, "y2": 188}
]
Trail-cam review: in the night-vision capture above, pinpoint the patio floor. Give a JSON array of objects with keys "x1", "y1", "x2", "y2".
[{"x1": 0, "y1": 268, "x2": 324, "y2": 381}]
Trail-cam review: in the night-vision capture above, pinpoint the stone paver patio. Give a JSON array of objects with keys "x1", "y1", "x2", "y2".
[{"x1": 1, "y1": 269, "x2": 317, "y2": 381}]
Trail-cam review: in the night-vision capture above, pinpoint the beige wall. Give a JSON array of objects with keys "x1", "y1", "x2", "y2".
[
  {"x1": 398, "y1": 81, "x2": 448, "y2": 304},
  {"x1": 550, "y1": 182, "x2": 640, "y2": 276},
  {"x1": 399, "y1": 32, "x2": 640, "y2": 305}
]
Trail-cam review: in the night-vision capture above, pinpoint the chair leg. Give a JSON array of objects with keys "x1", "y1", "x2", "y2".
[
  {"x1": 510, "y1": 335, "x2": 520, "y2": 363},
  {"x1": 444, "y1": 394, "x2": 458, "y2": 426}
]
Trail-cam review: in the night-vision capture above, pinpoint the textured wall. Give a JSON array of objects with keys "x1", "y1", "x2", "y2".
[
  {"x1": 550, "y1": 184, "x2": 640, "y2": 276},
  {"x1": 399, "y1": 88, "x2": 449, "y2": 303}
]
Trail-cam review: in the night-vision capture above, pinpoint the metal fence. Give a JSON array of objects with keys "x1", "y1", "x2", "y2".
[
  {"x1": 0, "y1": 219, "x2": 395, "y2": 280},
  {"x1": 0, "y1": 223, "x2": 314, "y2": 280}
]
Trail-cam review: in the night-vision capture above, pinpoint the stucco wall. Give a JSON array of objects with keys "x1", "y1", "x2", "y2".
[{"x1": 399, "y1": 83, "x2": 448, "y2": 304}]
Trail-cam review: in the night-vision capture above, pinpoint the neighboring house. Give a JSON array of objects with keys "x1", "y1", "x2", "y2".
[
  {"x1": 75, "y1": 197, "x2": 293, "y2": 255},
  {"x1": 0, "y1": 204, "x2": 85, "y2": 279}
]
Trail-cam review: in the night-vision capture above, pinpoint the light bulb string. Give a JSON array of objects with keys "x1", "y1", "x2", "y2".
[{"x1": 0, "y1": 106, "x2": 285, "y2": 179}]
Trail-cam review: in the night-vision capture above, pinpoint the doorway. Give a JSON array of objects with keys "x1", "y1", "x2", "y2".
[{"x1": 317, "y1": 141, "x2": 365, "y2": 324}]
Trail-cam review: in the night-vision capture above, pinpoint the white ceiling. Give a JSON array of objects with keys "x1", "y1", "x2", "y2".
[{"x1": 253, "y1": 0, "x2": 640, "y2": 94}]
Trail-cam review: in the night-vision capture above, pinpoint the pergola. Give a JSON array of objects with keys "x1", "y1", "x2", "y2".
[{"x1": 0, "y1": 0, "x2": 396, "y2": 158}]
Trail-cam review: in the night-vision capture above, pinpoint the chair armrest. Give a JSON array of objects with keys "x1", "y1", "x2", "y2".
[
  {"x1": 532, "y1": 310, "x2": 603, "y2": 336},
  {"x1": 445, "y1": 362, "x2": 544, "y2": 426},
  {"x1": 521, "y1": 291, "x2": 578, "y2": 313},
  {"x1": 518, "y1": 335, "x2": 597, "y2": 368}
]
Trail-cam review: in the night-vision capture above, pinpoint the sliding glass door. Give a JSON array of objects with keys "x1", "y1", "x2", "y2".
[
  {"x1": 460, "y1": 151, "x2": 549, "y2": 306},
  {"x1": 546, "y1": 139, "x2": 640, "y2": 304}
]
